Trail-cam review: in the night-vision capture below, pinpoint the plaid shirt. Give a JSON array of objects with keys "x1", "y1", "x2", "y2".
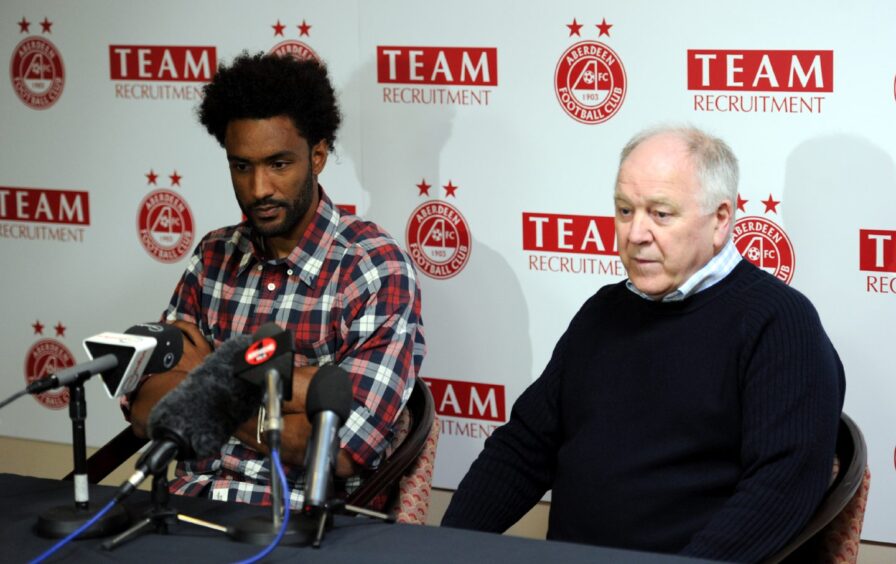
[{"x1": 158, "y1": 188, "x2": 425, "y2": 509}]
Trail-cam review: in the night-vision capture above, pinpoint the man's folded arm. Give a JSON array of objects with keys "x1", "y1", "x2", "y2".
[{"x1": 127, "y1": 320, "x2": 212, "y2": 438}]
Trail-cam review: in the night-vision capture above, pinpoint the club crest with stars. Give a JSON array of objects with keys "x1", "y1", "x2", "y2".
[
  {"x1": 24, "y1": 320, "x2": 73, "y2": 410},
  {"x1": 733, "y1": 193, "x2": 795, "y2": 284},
  {"x1": 10, "y1": 16, "x2": 65, "y2": 109},
  {"x1": 268, "y1": 18, "x2": 319, "y2": 61},
  {"x1": 405, "y1": 178, "x2": 472, "y2": 280},
  {"x1": 554, "y1": 17, "x2": 626, "y2": 124},
  {"x1": 137, "y1": 169, "x2": 195, "y2": 263}
]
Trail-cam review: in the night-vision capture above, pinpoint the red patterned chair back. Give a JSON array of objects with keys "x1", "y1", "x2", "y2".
[
  {"x1": 764, "y1": 413, "x2": 869, "y2": 563},
  {"x1": 346, "y1": 380, "x2": 439, "y2": 524}
]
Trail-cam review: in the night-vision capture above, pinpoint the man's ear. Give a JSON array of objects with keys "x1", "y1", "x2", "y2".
[
  {"x1": 713, "y1": 200, "x2": 733, "y2": 251},
  {"x1": 310, "y1": 139, "x2": 329, "y2": 176}
]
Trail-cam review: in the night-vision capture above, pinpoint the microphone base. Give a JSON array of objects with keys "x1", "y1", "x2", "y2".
[
  {"x1": 36, "y1": 503, "x2": 130, "y2": 539},
  {"x1": 227, "y1": 513, "x2": 328, "y2": 546}
]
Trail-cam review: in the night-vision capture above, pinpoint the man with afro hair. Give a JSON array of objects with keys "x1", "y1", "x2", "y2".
[{"x1": 127, "y1": 52, "x2": 425, "y2": 510}]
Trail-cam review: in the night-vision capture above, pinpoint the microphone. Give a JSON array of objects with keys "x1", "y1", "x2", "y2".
[
  {"x1": 116, "y1": 334, "x2": 261, "y2": 500},
  {"x1": 303, "y1": 365, "x2": 353, "y2": 510},
  {"x1": 233, "y1": 322, "x2": 295, "y2": 402},
  {"x1": 25, "y1": 323, "x2": 183, "y2": 396}
]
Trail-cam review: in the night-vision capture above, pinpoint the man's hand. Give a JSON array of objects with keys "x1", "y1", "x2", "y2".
[
  {"x1": 233, "y1": 364, "x2": 359, "y2": 477},
  {"x1": 129, "y1": 321, "x2": 211, "y2": 438}
]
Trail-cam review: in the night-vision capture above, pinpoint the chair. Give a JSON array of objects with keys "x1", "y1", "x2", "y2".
[
  {"x1": 346, "y1": 379, "x2": 439, "y2": 524},
  {"x1": 764, "y1": 412, "x2": 870, "y2": 564},
  {"x1": 64, "y1": 379, "x2": 439, "y2": 524}
]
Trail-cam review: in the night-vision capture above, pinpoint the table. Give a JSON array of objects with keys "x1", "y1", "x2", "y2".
[{"x1": 0, "y1": 473, "x2": 713, "y2": 563}]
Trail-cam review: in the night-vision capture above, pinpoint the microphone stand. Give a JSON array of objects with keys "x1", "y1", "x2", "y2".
[
  {"x1": 228, "y1": 366, "x2": 395, "y2": 548},
  {"x1": 101, "y1": 443, "x2": 227, "y2": 551},
  {"x1": 306, "y1": 499, "x2": 394, "y2": 548},
  {"x1": 36, "y1": 377, "x2": 130, "y2": 538},
  {"x1": 228, "y1": 368, "x2": 313, "y2": 545}
]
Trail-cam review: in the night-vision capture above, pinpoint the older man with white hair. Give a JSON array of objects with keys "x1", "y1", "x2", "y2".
[{"x1": 442, "y1": 126, "x2": 845, "y2": 562}]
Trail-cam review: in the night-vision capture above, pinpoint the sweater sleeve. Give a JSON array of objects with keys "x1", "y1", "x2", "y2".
[
  {"x1": 440, "y1": 332, "x2": 567, "y2": 533},
  {"x1": 681, "y1": 288, "x2": 845, "y2": 562}
]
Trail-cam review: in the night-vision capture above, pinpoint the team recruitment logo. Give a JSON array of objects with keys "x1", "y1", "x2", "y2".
[
  {"x1": 0, "y1": 186, "x2": 90, "y2": 243},
  {"x1": 109, "y1": 43, "x2": 215, "y2": 100},
  {"x1": 687, "y1": 49, "x2": 833, "y2": 114},
  {"x1": 733, "y1": 194, "x2": 795, "y2": 284},
  {"x1": 10, "y1": 16, "x2": 65, "y2": 109},
  {"x1": 268, "y1": 18, "x2": 319, "y2": 61},
  {"x1": 424, "y1": 377, "x2": 506, "y2": 439},
  {"x1": 406, "y1": 178, "x2": 471, "y2": 279},
  {"x1": 377, "y1": 44, "x2": 497, "y2": 106},
  {"x1": 24, "y1": 320, "x2": 73, "y2": 410},
  {"x1": 554, "y1": 18, "x2": 626, "y2": 124},
  {"x1": 859, "y1": 229, "x2": 896, "y2": 294},
  {"x1": 137, "y1": 169, "x2": 194, "y2": 263},
  {"x1": 523, "y1": 211, "x2": 624, "y2": 276}
]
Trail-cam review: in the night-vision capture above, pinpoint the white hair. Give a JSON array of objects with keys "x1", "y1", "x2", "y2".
[{"x1": 618, "y1": 125, "x2": 739, "y2": 216}]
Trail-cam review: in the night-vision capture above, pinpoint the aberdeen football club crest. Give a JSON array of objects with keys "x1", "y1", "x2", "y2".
[
  {"x1": 406, "y1": 179, "x2": 471, "y2": 280},
  {"x1": 268, "y1": 19, "x2": 319, "y2": 61},
  {"x1": 555, "y1": 18, "x2": 626, "y2": 124},
  {"x1": 10, "y1": 17, "x2": 65, "y2": 109},
  {"x1": 137, "y1": 169, "x2": 194, "y2": 263},
  {"x1": 733, "y1": 193, "x2": 795, "y2": 284},
  {"x1": 24, "y1": 320, "x2": 72, "y2": 409}
]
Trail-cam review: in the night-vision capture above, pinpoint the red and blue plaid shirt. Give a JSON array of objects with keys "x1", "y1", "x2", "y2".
[{"x1": 158, "y1": 188, "x2": 425, "y2": 508}]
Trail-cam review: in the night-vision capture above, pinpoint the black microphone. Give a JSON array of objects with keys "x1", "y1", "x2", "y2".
[
  {"x1": 26, "y1": 323, "x2": 183, "y2": 396},
  {"x1": 116, "y1": 334, "x2": 261, "y2": 500},
  {"x1": 303, "y1": 365, "x2": 353, "y2": 510},
  {"x1": 233, "y1": 321, "x2": 295, "y2": 402}
]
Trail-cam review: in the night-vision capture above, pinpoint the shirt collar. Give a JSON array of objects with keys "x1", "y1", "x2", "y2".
[
  {"x1": 625, "y1": 239, "x2": 742, "y2": 302},
  {"x1": 234, "y1": 187, "x2": 340, "y2": 286}
]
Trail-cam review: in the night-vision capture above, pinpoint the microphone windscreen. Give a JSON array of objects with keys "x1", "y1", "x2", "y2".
[
  {"x1": 125, "y1": 323, "x2": 184, "y2": 373},
  {"x1": 252, "y1": 321, "x2": 285, "y2": 340},
  {"x1": 306, "y1": 365, "x2": 353, "y2": 422},
  {"x1": 148, "y1": 334, "x2": 260, "y2": 459}
]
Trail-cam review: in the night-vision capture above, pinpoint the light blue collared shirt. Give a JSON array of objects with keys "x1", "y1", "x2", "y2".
[{"x1": 625, "y1": 239, "x2": 742, "y2": 302}]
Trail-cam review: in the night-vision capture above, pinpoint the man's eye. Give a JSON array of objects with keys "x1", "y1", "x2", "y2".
[
  {"x1": 271, "y1": 161, "x2": 289, "y2": 170},
  {"x1": 654, "y1": 210, "x2": 671, "y2": 220},
  {"x1": 616, "y1": 207, "x2": 631, "y2": 216},
  {"x1": 231, "y1": 162, "x2": 248, "y2": 172}
]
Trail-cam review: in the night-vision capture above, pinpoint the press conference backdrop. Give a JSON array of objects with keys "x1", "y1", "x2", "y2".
[{"x1": 1, "y1": 0, "x2": 893, "y2": 544}]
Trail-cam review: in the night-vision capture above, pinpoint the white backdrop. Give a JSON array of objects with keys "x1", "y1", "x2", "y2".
[{"x1": 1, "y1": 0, "x2": 894, "y2": 543}]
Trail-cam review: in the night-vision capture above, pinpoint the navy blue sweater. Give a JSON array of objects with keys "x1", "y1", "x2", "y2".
[{"x1": 442, "y1": 261, "x2": 845, "y2": 562}]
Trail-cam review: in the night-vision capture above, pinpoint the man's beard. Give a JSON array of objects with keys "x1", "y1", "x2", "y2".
[{"x1": 240, "y1": 172, "x2": 314, "y2": 238}]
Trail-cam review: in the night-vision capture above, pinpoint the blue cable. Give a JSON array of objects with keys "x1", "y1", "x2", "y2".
[
  {"x1": 29, "y1": 497, "x2": 120, "y2": 563},
  {"x1": 234, "y1": 448, "x2": 292, "y2": 564}
]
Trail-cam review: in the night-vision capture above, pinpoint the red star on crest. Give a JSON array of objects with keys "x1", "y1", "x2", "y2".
[
  {"x1": 298, "y1": 20, "x2": 311, "y2": 36},
  {"x1": 596, "y1": 18, "x2": 613, "y2": 37},
  {"x1": 736, "y1": 193, "x2": 748, "y2": 213},
  {"x1": 566, "y1": 18, "x2": 583, "y2": 37},
  {"x1": 146, "y1": 169, "x2": 158, "y2": 185},
  {"x1": 169, "y1": 171, "x2": 182, "y2": 186},
  {"x1": 416, "y1": 179, "x2": 431, "y2": 196},
  {"x1": 32, "y1": 320, "x2": 44, "y2": 335},
  {"x1": 272, "y1": 19, "x2": 286, "y2": 36},
  {"x1": 443, "y1": 181, "x2": 459, "y2": 198},
  {"x1": 761, "y1": 194, "x2": 780, "y2": 214},
  {"x1": 18, "y1": 17, "x2": 30, "y2": 33},
  {"x1": 40, "y1": 17, "x2": 53, "y2": 34},
  {"x1": 54, "y1": 322, "x2": 66, "y2": 337}
]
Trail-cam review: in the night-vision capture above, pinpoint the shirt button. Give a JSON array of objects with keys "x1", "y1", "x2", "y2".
[
  {"x1": 267, "y1": 283, "x2": 276, "y2": 291},
  {"x1": 287, "y1": 269, "x2": 293, "y2": 276},
  {"x1": 256, "y1": 265, "x2": 263, "y2": 271}
]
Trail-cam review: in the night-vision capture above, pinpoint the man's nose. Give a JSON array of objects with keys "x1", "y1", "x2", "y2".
[
  {"x1": 628, "y1": 212, "x2": 653, "y2": 244},
  {"x1": 248, "y1": 168, "x2": 274, "y2": 201}
]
